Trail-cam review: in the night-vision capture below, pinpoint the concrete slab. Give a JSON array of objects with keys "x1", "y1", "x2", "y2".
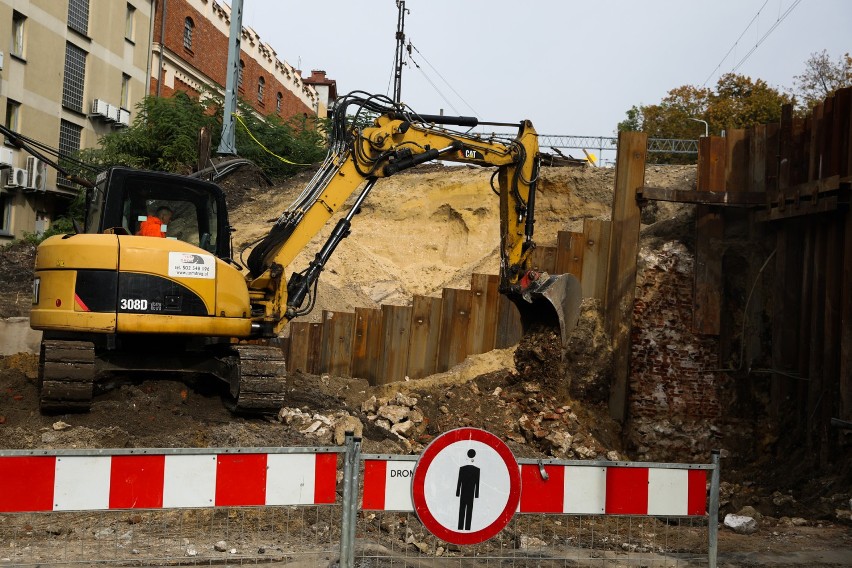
[{"x1": 0, "y1": 317, "x2": 41, "y2": 355}]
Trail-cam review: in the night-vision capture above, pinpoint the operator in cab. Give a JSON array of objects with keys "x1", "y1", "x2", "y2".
[{"x1": 137, "y1": 206, "x2": 173, "y2": 238}]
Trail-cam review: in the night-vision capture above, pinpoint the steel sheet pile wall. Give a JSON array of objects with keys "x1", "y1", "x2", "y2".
[
  {"x1": 286, "y1": 221, "x2": 612, "y2": 385},
  {"x1": 691, "y1": 88, "x2": 851, "y2": 463}
]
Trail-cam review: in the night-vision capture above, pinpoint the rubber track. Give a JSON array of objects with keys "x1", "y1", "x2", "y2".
[
  {"x1": 231, "y1": 345, "x2": 287, "y2": 414},
  {"x1": 39, "y1": 340, "x2": 96, "y2": 413}
]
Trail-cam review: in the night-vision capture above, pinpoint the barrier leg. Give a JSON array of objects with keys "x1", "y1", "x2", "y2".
[
  {"x1": 339, "y1": 432, "x2": 355, "y2": 568},
  {"x1": 348, "y1": 437, "x2": 362, "y2": 564},
  {"x1": 708, "y1": 449, "x2": 721, "y2": 568}
]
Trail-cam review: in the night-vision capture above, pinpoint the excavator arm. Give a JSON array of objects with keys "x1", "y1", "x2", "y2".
[{"x1": 245, "y1": 93, "x2": 581, "y2": 341}]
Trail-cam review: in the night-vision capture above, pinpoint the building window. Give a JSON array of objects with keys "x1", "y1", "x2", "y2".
[
  {"x1": 62, "y1": 43, "x2": 87, "y2": 113},
  {"x1": 257, "y1": 77, "x2": 265, "y2": 103},
  {"x1": 121, "y1": 74, "x2": 131, "y2": 109},
  {"x1": 59, "y1": 120, "x2": 82, "y2": 156},
  {"x1": 125, "y1": 4, "x2": 136, "y2": 41},
  {"x1": 11, "y1": 11, "x2": 26, "y2": 58},
  {"x1": 0, "y1": 194, "x2": 12, "y2": 236},
  {"x1": 58, "y1": 121, "x2": 83, "y2": 188},
  {"x1": 238, "y1": 60, "x2": 244, "y2": 90},
  {"x1": 276, "y1": 92, "x2": 282, "y2": 113},
  {"x1": 183, "y1": 17, "x2": 194, "y2": 50},
  {"x1": 5, "y1": 100, "x2": 20, "y2": 136},
  {"x1": 67, "y1": 0, "x2": 90, "y2": 35}
]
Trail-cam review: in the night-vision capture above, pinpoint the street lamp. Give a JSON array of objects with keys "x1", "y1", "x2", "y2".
[{"x1": 688, "y1": 118, "x2": 709, "y2": 137}]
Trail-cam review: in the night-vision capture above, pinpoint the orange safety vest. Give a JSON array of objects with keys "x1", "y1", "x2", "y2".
[{"x1": 138, "y1": 216, "x2": 165, "y2": 237}]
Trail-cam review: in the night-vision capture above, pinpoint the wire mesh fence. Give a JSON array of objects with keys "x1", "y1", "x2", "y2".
[
  {"x1": 0, "y1": 441, "x2": 718, "y2": 567},
  {"x1": 0, "y1": 508, "x2": 711, "y2": 567},
  {"x1": 355, "y1": 512, "x2": 710, "y2": 567},
  {"x1": 0, "y1": 505, "x2": 342, "y2": 566}
]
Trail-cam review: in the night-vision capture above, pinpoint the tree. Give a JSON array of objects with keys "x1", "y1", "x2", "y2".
[
  {"x1": 69, "y1": 91, "x2": 327, "y2": 181},
  {"x1": 792, "y1": 50, "x2": 852, "y2": 110},
  {"x1": 617, "y1": 74, "x2": 790, "y2": 163},
  {"x1": 706, "y1": 73, "x2": 791, "y2": 130}
]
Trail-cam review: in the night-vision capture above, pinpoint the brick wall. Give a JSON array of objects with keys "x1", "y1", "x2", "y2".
[
  {"x1": 152, "y1": 0, "x2": 314, "y2": 120},
  {"x1": 626, "y1": 241, "x2": 730, "y2": 461}
]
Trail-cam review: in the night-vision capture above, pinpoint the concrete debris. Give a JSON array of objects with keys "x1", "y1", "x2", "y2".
[
  {"x1": 391, "y1": 420, "x2": 415, "y2": 437},
  {"x1": 724, "y1": 514, "x2": 758, "y2": 534},
  {"x1": 333, "y1": 415, "x2": 364, "y2": 444},
  {"x1": 52, "y1": 421, "x2": 71, "y2": 431},
  {"x1": 185, "y1": 546, "x2": 198, "y2": 557},
  {"x1": 214, "y1": 541, "x2": 227, "y2": 552},
  {"x1": 360, "y1": 389, "x2": 427, "y2": 443},
  {"x1": 377, "y1": 404, "x2": 408, "y2": 424},
  {"x1": 518, "y1": 535, "x2": 547, "y2": 549},
  {"x1": 279, "y1": 407, "x2": 364, "y2": 445}
]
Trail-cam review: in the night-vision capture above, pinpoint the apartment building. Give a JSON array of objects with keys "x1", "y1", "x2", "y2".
[
  {"x1": 0, "y1": 0, "x2": 154, "y2": 243},
  {"x1": 152, "y1": 0, "x2": 328, "y2": 120}
]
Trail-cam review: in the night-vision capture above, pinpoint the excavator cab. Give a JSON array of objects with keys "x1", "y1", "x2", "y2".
[{"x1": 85, "y1": 167, "x2": 231, "y2": 258}]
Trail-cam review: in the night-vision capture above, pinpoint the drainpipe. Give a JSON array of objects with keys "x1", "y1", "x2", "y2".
[
  {"x1": 156, "y1": 0, "x2": 167, "y2": 97},
  {"x1": 144, "y1": 0, "x2": 157, "y2": 97}
]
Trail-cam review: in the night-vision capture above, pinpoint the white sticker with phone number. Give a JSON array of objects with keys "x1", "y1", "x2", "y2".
[{"x1": 168, "y1": 252, "x2": 216, "y2": 279}]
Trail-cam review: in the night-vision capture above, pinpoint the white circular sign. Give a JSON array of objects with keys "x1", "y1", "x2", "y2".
[{"x1": 412, "y1": 428, "x2": 520, "y2": 545}]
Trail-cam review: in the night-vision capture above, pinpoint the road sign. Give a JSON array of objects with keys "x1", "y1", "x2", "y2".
[{"x1": 412, "y1": 428, "x2": 520, "y2": 545}]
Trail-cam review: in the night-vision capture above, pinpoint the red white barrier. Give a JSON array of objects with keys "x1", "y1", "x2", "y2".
[
  {"x1": 362, "y1": 459, "x2": 707, "y2": 516},
  {"x1": 362, "y1": 459, "x2": 415, "y2": 511},
  {"x1": 0, "y1": 452, "x2": 338, "y2": 513}
]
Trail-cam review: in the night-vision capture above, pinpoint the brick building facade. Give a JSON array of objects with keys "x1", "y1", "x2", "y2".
[{"x1": 151, "y1": 0, "x2": 329, "y2": 120}]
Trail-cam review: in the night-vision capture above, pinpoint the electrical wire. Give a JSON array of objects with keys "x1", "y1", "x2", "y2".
[
  {"x1": 407, "y1": 52, "x2": 463, "y2": 116},
  {"x1": 233, "y1": 114, "x2": 311, "y2": 166},
  {"x1": 731, "y1": 0, "x2": 802, "y2": 73},
  {"x1": 407, "y1": 42, "x2": 480, "y2": 117},
  {"x1": 702, "y1": 0, "x2": 770, "y2": 86},
  {"x1": 700, "y1": 247, "x2": 777, "y2": 375}
]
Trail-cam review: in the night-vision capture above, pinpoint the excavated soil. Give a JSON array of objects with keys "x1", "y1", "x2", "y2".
[{"x1": 1, "y1": 163, "x2": 850, "y2": 564}]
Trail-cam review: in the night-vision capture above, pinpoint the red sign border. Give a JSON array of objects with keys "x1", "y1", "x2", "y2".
[{"x1": 412, "y1": 428, "x2": 520, "y2": 545}]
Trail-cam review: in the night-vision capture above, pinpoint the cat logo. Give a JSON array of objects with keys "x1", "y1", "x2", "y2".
[{"x1": 461, "y1": 148, "x2": 485, "y2": 161}]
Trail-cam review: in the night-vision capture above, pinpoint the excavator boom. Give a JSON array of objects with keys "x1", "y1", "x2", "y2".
[{"x1": 245, "y1": 92, "x2": 582, "y2": 343}]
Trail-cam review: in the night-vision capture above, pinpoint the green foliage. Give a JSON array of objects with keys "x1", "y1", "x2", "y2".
[
  {"x1": 74, "y1": 92, "x2": 220, "y2": 174},
  {"x1": 232, "y1": 101, "x2": 327, "y2": 180},
  {"x1": 617, "y1": 73, "x2": 790, "y2": 163},
  {"x1": 792, "y1": 50, "x2": 852, "y2": 111},
  {"x1": 71, "y1": 91, "x2": 327, "y2": 181}
]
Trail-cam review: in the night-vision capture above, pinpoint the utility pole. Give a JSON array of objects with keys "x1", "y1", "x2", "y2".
[
  {"x1": 217, "y1": 0, "x2": 244, "y2": 155},
  {"x1": 392, "y1": 0, "x2": 408, "y2": 104}
]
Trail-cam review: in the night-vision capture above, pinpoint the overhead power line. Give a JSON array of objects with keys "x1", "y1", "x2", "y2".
[
  {"x1": 730, "y1": 0, "x2": 802, "y2": 73},
  {"x1": 407, "y1": 43, "x2": 480, "y2": 117},
  {"x1": 702, "y1": 0, "x2": 770, "y2": 86}
]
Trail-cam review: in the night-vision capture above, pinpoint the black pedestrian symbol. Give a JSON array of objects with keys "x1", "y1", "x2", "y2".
[{"x1": 456, "y1": 449, "x2": 480, "y2": 530}]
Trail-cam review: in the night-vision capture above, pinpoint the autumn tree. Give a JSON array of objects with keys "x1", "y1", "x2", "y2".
[
  {"x1": 618, "y1": 73, "x2": 790, "y2": 163},
  {"x1": 791, "y1": 50, "x2": 852, "y2": 110}
]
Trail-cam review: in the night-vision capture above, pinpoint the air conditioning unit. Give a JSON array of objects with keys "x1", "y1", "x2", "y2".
[
  {"x1": 0, "y1": 147, "x2": 15, "y2": 167},
  {"x1": 116, "y1": 108, "x2": 131, "y2": 127},
  {"x1": 26, "y1": 156, "x2": 47, "y2": 191},
  {"x1": 6, "y1": 167, "x2": 27, "y2": 188},
  {"x1": 91, "y1": 98, "x2": 110, "y2": 117},
  {"x1": 103, "y1": 103, "x2": 117, "y2": 122}
]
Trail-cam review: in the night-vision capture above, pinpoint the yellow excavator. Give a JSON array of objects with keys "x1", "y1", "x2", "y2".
[{"x1": 28, "y1": 92, "x2": 582, "y2": 413}]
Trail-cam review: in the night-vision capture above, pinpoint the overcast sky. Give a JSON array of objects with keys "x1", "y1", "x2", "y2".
[{"x1": 244, "y1": 1, "x2": 850, "y2": 142}]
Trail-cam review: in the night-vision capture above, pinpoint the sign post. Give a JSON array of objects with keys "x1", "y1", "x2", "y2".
[{"x1": 411, "y1": 428, "x2": 520, "y2": 545}]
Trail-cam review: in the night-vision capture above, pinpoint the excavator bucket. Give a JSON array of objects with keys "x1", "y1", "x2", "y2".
[{"x1": 516, "y1": 273, "x2": 583, "y2": 348}]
